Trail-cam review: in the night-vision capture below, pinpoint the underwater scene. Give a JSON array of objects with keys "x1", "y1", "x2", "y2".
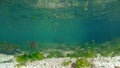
[{"x1": 0, "y1": 0, "x2": 120, "y2": 68}]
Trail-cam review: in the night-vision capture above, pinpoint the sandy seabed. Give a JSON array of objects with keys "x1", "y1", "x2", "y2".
[{"x1": 0, "y1": 54, "x2": 120, "y2": 68}]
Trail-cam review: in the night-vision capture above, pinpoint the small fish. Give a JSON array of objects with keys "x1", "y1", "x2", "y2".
[{"x1": 30, "y1": 42, "x2": 36, "y2": 48}]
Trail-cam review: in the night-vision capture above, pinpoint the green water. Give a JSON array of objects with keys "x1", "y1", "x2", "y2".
[{"x1": 0, "y1": 0, "x2": 120, "y2": 53}]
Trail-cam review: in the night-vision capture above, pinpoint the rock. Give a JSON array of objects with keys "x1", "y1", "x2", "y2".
[
  {"x1": 71, "y1": 62, "x2": 76, "y2": 68},
  {"x1": 115, "y1": 66, "x2": 120, "y2": 68}
]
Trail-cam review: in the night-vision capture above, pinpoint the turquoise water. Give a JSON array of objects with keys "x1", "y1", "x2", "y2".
[{"x1": 0, "y1": 0, "x2": 120, "y2": 51}]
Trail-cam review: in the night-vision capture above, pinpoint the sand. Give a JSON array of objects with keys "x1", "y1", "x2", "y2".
[{"x1": 0, "y1": 54, "x2": 120, "y2": 68}]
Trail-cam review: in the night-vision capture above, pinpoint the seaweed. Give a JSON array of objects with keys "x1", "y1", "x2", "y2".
[
  {"x1": 16, "y1": 51, "x2": 44, "y2": 63},
  {"x1": 66, "y1": 52, "x2": 80, "y2": 58},
  {"x1": 65, "y1": 42, "x2": 96, "y2": 58},
  {"x1": 0, "y1": 42, "x2": 20, "y2": 55},
  {"x1": 32, "y1": 51, "x2": 44, "y2": 60},
  {"x1": 16, "y1": 53, "x2": 28, "y2": 63},
  {"x1": 61, "y1": 60, "x2": 72, "y2": 66},
  {"x1": 46, "y1": 50, "x2": 64, "y2": 58},
  {"x1": 76, "y1": 58, "x2": 90, "y2": 68},
  {"x1": 56, "y1": 44, "x2": 69, "y2": 50}
]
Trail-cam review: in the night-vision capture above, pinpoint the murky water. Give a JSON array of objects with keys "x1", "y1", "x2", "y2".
[{"x1": 0, "y1": 0, "x2": 120, "y2": 52}]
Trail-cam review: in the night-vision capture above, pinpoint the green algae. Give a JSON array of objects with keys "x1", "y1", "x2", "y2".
[
  {"x1": 16, "y1": 51, "x2": 44, "y2": 63},
  {"x1": 46, "y1": 50, "x2": 64, "y2": 58},
  {"x1": 76, "y1": 58, "x2": 90, "y2": 68},
  {"x1": 61, "y1": 60, "x2": 72, "y2": 66}
]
